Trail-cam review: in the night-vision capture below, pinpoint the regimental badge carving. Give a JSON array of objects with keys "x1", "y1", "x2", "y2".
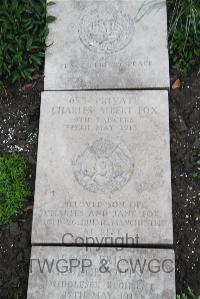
[
  {"x1": 79, "y1": 3, "x2": 134, "y2": 54},
  {"x1": 72, "y1": 139, "x2": 134, "y2": 193}
]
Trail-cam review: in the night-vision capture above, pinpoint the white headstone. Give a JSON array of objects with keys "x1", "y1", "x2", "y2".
[
  {"x1": 32, "y1": 90, "x2": 173, "y2": 245},
  {"x1": 27, "y1": 246, "x2": 176, "y2": 299},
  {"x1": 44, "y1": 0, "x2": 169, "y2": 90}
]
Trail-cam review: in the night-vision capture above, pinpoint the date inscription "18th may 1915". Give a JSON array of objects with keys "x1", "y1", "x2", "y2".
[{"x1": 79, "y1": 3, "x2": 134, "y2": 54}]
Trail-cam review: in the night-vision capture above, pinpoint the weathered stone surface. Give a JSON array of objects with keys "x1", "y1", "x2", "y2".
[
  {"x1": 32, "y1": 90, "x2": 173, "y2": 245},
  {"x1": 27, "y1": 247, "x2": 176, "y2": 299},
  {"x1": 44, "y1": 0, "x2": 169, "y2": 90}
]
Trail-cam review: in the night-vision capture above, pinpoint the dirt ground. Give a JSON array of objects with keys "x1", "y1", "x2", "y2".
[
  {"x1": 170, "y1": 71, "x2": 200, "y2": 294},
  {"x1": 0, "y1": 71, "x2": 199, "y2": 298}
]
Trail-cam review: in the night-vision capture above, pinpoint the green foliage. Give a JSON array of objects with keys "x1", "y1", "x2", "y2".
[
  {"x1": 168, "y1": 0, "x2": 200, "y2": 74},
  {"x1": 135, "y1": 0, "x2": 200, "y2": 74},
  {"x1": 0, "y1": 154, "x2": 30, "y2": 224},
  {"x1": 177, "y1": 288, "x2": 200, "y2": 299},
  {"x1": 0, "y1": 0, "x2": 56, "y2": 84},
  {"x1": 193, "y1": 157, "x2": 200, "y2": 179}
]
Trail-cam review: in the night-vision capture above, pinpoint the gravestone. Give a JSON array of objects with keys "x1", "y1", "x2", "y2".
[
  {"x1": 44, "y1": 0, "x2": 169, "y2": 90},
  {"x1": 27, "y1": 246, "x2": 176, "y2": 299},
  {"x1": 27, "y1": 0, "x2": 176, "y2": 297},
  {"x1": 31, "y1": 90, "x2": 173, "y2": 245}
]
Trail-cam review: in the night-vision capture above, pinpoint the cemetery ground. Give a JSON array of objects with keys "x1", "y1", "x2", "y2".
[{"x1": 0, "y1": 70, "x2": 199, "y2": 299}]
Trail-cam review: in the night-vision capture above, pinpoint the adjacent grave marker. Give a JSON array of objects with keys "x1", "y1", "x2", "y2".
[
  {"x1": 27, "y1": 247, "x2": 176, "y2": 299},
  {"x1": 32, "y1": 90, "x2": 173, "y2": 245},
  {"x1": 44, "y1": 0, "x2": 169, "y2": 90}
]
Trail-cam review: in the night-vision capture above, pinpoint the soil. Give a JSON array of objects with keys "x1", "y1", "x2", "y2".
[
  {"x1": 170, "y1": 71, "x2": 200, "y2": 294},
  {"x1": 0, "y1": 78, "x2": 42, "y2": 299},
  {"x1": 0, "y1": 71, "x2": 199, "y2": 298}
]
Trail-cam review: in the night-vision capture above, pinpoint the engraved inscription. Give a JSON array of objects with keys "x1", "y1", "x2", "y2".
[
  {"x1": 72, "y1": 138, "x2": 134, "y2": 193},
  {"x1": 79, "y1": 3, "x2": 134, "y2": 53}
]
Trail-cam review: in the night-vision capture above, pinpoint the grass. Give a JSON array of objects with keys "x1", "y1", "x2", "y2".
[
  {"x1": 0, "y1": 154, "x2": 30, "y2": 225},
  {"x1": 177, "y1": 288, "x2": 200, "y2": 299},
  {"x1": 167, "y1": 0, "x2": 200, "y2": 74},
  {"x1": 135, "y1": 0, "x2": 200, "y2": 74},
  {"x1": 0, "y1": 0, "x2": 55, "y2": 84}
]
